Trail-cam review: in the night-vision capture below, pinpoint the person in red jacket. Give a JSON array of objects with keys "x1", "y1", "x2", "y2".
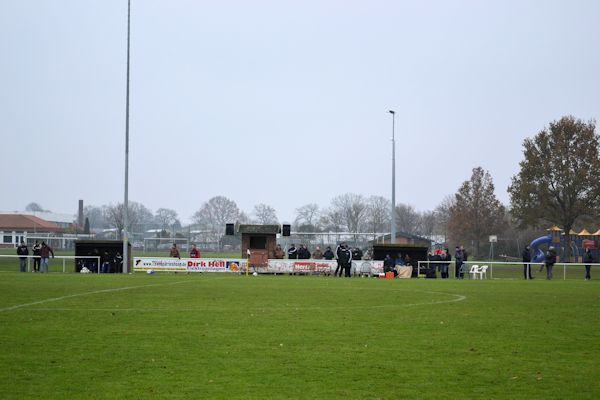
[
  {"x1": 189, "y1": 244, "x2": 200, "y2": 258},
  {"x1": 39, "y1": 241, "x2": 54, "y2": 273}
]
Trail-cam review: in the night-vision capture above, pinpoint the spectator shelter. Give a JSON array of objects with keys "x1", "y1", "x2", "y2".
[
  {"x1": 239, "y1": 224, "x2": 281, "y2": 269},
  {"x1": 373, "y1": 231, "x2": 431, "y2": 277},
  {"x1": 75, "y1": 240, "x2": 131, "y2": 273}
]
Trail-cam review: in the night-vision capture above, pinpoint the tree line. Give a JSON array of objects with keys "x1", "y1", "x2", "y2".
[{"x1": 28, "y1": 116, "x2": 600, "y2": 259}]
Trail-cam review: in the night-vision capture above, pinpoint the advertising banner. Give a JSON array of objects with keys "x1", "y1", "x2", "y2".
[
  {"x1": 133, "y1": 257, "x2": 384, "y2": 275},
  {"x1": 133, "y1": 257, "x2": 247, "y2": 273}
]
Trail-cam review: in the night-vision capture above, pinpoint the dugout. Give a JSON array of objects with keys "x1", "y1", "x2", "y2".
[
  {"x1": 74, "y1": 240, "x2": 131, "y2": 273},
  {"x1": 238, "y1": 224, "x2": 280, "y2": 269},
  {"x1": 372, "y1": 244, "x2": 430, "y2": 278}
]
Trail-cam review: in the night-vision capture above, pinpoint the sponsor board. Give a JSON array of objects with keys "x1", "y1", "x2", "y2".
[{"x1": 133, "y1": 257, "x2": 247, "y2": 273}]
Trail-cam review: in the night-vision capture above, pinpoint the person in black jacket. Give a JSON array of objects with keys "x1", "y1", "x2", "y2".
[
  {"x1": 32, "y1": 240, "x2": 41, "y2": 272},
  {"x1": 17, "y1": 241, "x2": 29, "y2": 272},
  {"x1": 522, "y1": 245, "x2": 533, "y2": 280},
  {"x1": 287, "y1": 244, "x2": 298, "y2": 259},
  {"x1": 323, "y1": 246, "x2": 334, "y2": 260},
  {"x1": 338, "y1": 244, "x2": 353, "y2": 277},
  {"x1": 297, "y1": 244, "x2": 311, "y2": 259},
  {"x1": 352, "y1": 247, "x2": 363, "y2": 261},
  {"x1": 583, "y1": 247, "x2": 594, "y2": 280},
  {"x1": 383, "y1": 254, "x2": 396, "y2": 277}
]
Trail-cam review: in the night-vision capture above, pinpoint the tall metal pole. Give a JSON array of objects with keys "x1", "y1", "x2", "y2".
[
  {"x1": 389, "y1": 110, "x2": 396, "y2": 244},
  {"x1": 123, "y1": 0, "x2": 131, "y2": 273}
]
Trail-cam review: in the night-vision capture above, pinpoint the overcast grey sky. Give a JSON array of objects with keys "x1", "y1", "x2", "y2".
[{"x1": 1, "y1": 0, "x2": 599, "y2": 224}]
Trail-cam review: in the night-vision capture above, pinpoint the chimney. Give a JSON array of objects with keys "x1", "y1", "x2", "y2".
[{"x1": 78, "y1": 200, "x2": 84, "y2": 228}]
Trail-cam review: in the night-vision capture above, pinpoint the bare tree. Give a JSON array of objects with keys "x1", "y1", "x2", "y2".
[
  {"x1": 395, "y1": 203, "x2": 421, "y2": 234},
  {"x1": 84, "y1": 205, "x2": 109, "y2": 230},
  {"x1": 294, "y1": 203, "x2": 322, "y2": 231},
  {"x1": 192, "y1": 196, "x2": 241, "y2": 233},
  {"x1": 155, "y1": 208, "x2": 179, "y2": 231},
  {"x1": 434, "y1": 195, "x2": 456, "y2": 243},
  {"x1": 364, "y1": 196, "x2": 390, "y2": 234},
  {"x1": 252, "y1": 204, "x2": 279, "y2": 224},
  {"x1": 417, "y1": 210, "x2": 437, "y2": 239},
  {"x1": 105, "y1": 201, "x2": 154, "y2": 239},
  {"x1": 326, "y1": 193, "x2": 368, "y2": 233},
  {"x1": 25, "y1": 202, "x2": 45, "y2": 212}
]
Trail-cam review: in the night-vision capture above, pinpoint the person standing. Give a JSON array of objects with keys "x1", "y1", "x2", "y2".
[
  {"x1": 169, "y1": 243, "x2": 181, "y2": 259},
  {"x1": 352, "y1": 247, "x2": 363, "y2": 261},
  {"x1": 287, "y1": 244, "x2": 298, "y2": 259},
  {"x1": 322, "y1": 246, "x2": 334, "y2": 260},
  {"x1": 544, "y1": 246, "x2": 557, "y2": 280},
  {"x1": 522, "y1": 245, "x2": 533, "y2": 280},
  {"x1": 273, "y1": 244, "x2": 285, "y2": 259},
  {"x1": 39, "y1": 241, "x2": 54, "y2": 273},
  {"x1": 339, "y1": 244, "x2": 353, "y2": 277},
  {"x1": 101, "y1": 251, "x2": 112, "y2": 273},
  {"x1": 114, "y1": 252, "x2": 124, "y2": 272},
  {"x1": 32, "y1": 240, "x2": 41, "y2": 272},
  {"x1": 17, "y1": 240, "x2": 29, "y2": 272},
  {"x1": 334, "y1": 243, "x2": 344, "y2": 277},
  {"x1": 583, "y1": 247, "x2": 594, "y2": 280},
  {"x1": 312, "y1": 246, "x2": 323, "y2": 260},
  {"x1": 461, "y1": 245, "x2": 468, "y2": 279},
  {"x1": 189, "y1": 244, "x2": 201, "y2": 258},
  {"x1": 454, "y1": 246, "x2": 464, "y2": 279},
  {"x1": 439, "y1": 249, "x2": 450, "y2": 279}
]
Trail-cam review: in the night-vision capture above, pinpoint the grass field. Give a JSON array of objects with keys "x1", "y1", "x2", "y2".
[{"x1": 1, "y1": 272, "x2": 599, "y2": 399}]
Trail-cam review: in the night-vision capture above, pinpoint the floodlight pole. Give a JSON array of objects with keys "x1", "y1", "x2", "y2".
[
  {"x1": 389, "y1": 110, "x2": 396, "y2": 244},
  {"x1": 123, "y1": 0, "x2": 131, "y2": 273}
]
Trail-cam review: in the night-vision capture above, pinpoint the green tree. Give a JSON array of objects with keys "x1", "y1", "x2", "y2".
[
  {"x1": 508, "y1": 116, "x2": 600, "y2": 258},
  {"x1": 448, "y1": 167, "x2": 506, "y2": 257}
]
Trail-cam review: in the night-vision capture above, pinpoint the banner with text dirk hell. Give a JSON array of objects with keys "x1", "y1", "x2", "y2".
[{"x1": 133, "y1": 257, "x2": 247, "y2": 273}]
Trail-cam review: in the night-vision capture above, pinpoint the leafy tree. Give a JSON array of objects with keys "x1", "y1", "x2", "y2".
[
  {"x1": 25, "y1": 202, "x2": 45, "y2": 212},
  {"x1": 252, "y1": 204, "x2": 279, "y2": 224},
  {"x1": 508, "y1": 116, "x2": 600, "y2": 258},
  {"x1": 448, "y1": 167, "x2": 506, "y2": 257}
]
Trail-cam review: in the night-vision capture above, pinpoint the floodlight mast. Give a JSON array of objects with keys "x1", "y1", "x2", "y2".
[
  {"x1": 389, "y1": 110, "x2": 396, "y2": 244},
  {"x1": 123, "y1": 0, "x2": 131, "y2": 272}
]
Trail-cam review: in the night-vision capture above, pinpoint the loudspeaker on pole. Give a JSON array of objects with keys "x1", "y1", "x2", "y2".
[
  {"x1": 225, "y1": 223, "x2": 235, "y2": 236},
  {"x1": 282, "y1": 224, "x2": 291, "y2": 236}
]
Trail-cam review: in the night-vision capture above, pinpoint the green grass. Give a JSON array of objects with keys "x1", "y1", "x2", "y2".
[{"x1": 1, "y1": 273, "x2": 599, "y2": 399}]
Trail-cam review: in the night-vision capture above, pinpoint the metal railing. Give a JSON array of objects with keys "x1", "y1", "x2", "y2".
[
  {"x1": 0, "y1": 255, "x2": 101, "y2": 273},
  {"x1": 417, "y1": 260, "x2": 600, "y2": 280}
]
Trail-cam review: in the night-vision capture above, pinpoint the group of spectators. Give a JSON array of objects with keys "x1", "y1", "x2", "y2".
[
  {"x1": 271, "y1": 243, "x2": 365, "y2": 278},
  {"x1": 16, "y1": 240, "x2": 54, "y2": 273}
]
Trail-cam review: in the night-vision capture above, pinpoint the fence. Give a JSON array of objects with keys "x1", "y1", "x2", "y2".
[
  {"x1": 0, "y1": 255, "x2": 101, "y2": 273},
  {"x1": 416, "y1": 260, "x2": 600, "y2": 280}
]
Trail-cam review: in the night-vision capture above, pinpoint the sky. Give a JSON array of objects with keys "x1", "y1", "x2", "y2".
[{"x1": 1, "y1": 0, "x2": 599, "y2": 225}]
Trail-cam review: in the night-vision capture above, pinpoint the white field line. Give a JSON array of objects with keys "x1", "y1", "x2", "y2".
[
  {"x1": 0, "y1": 280, "x2": 194, "y2": 312},
  {"x1": 6, "y1": 287, "x2": 466, "y2": 312}
]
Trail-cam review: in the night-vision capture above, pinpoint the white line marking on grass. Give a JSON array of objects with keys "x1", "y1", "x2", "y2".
[
  {"x1": 16, "y1": 289, "x2": 466, "y2": 312},
  {"x1": 0, "y1": 280, "x2": 193, "y2": 312}
]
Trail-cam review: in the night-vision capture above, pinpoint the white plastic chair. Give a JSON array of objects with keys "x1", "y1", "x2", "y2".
[
  {"x1": 478, "y1": 265, "x2": 488, "y2": 279},
  {"x1": 469, "y1": 265, "x2": 480, "y2": 279}
]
